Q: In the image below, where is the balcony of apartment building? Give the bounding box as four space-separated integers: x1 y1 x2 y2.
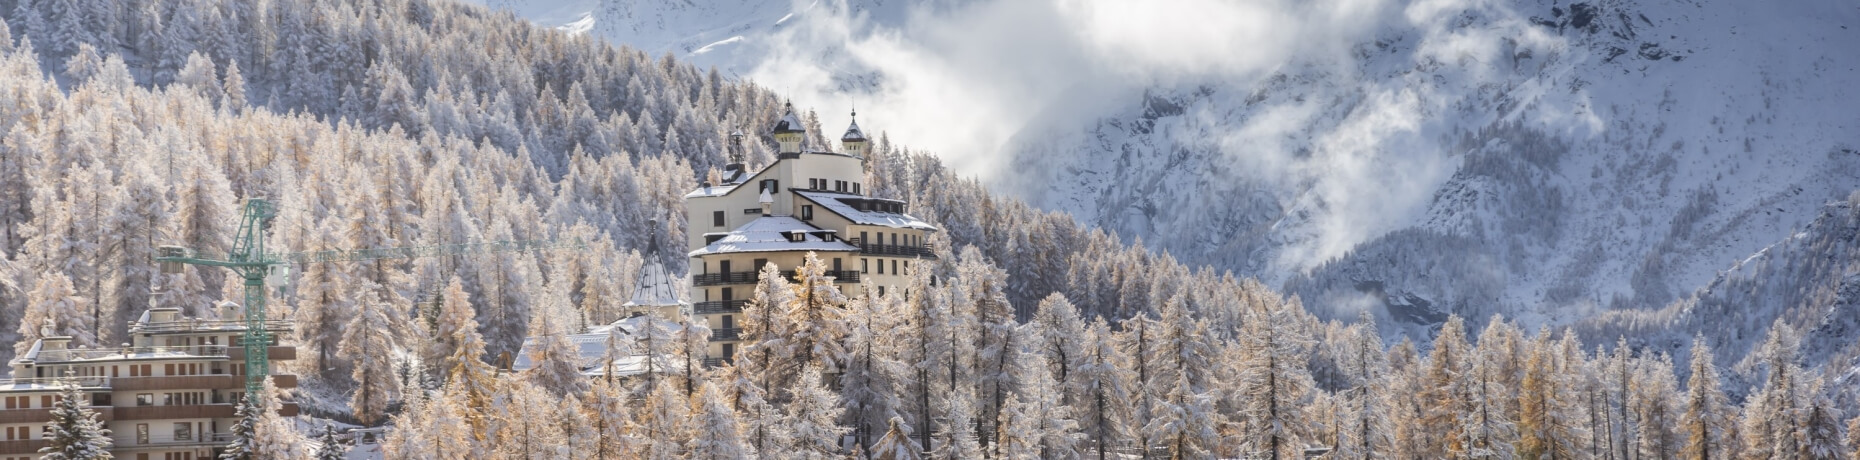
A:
693 270 863 289
847 238 936 258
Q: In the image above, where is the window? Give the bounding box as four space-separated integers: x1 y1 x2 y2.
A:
722 343 736 361
721 288 734 301
719 260 732 275
861 259 868 274
722 315 735 329
713 211 725 227
761 179 779 193
801 205 813 220
853 183 861 195
137 394 153 406
173 423 192 441
878 286 886 297
136 424 149 444
892 260 898 275
809 178 819 189
877 258 884 274
833 258 842 273
860 231 868 244
753 259 767 272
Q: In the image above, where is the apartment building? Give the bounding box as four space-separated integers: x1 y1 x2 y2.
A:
684 104 939 363
0 307 297 460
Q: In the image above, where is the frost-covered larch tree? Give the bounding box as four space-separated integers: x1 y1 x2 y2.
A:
1072 317 1133 460
1417 315 1470 458
489 378 567 458
1742 319 1805 460
1030 293 1087 407
1799 395 1846 460
1517 328 1587 460
16 273 92 357
1459 321 1518 460
871 417 923 460
687 382 752 460
741 259 795 399
788 365 851 459
1681 336 1737 460
635 378 688 460
1630 353 1682 458
525 313 588 396
957 246 1017 448
1234 296 1318 460
1334 311 1392 460
840 283 908 450
585 377 639 459
783 252 852 376
676 314 712 397
426 276 477 379
1008 325 1082 458
40 376 111 460
1144 294 1221 458
342 289 400 425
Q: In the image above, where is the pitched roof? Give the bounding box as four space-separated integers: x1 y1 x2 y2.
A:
794 191 938 231
687 216 859 257
772 102 806 134
622 261 686 308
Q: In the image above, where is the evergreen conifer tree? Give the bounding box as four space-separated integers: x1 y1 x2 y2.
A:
1681 336 1736 460
40 376 111 460
687 382 752 460
313 425 346 460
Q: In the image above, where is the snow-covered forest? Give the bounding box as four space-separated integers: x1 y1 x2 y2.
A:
0 0 1857 458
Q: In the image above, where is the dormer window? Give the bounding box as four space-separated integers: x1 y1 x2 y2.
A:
787 232 806 243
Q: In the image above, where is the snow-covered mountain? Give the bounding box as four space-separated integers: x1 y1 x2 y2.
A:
490 0 1860 336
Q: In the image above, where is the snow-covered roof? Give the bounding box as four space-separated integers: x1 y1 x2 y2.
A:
687 216 859 257
685 182 743 198
772 102 805 134
842 118 867 142
794 191 938 231
511 315 691 376
623 261 687 308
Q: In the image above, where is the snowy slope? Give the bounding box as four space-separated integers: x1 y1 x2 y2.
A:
475 0 1860 338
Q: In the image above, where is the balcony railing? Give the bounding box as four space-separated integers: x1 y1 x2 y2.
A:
696 270 862 286
133 319 292 334
114 403 238 420
28 345 227 363
228 346 298 361
114 431 237 449
0 439 48 455
711 328 741 341
847 238 936 258
694 300 748 314
0 376 111 389
692 271 759 286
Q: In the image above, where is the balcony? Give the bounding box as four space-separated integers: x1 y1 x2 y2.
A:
711 328 741 341
113 431 238 450
114 403 237 420
0 439 48 455
696 270 861 286
26 345 227 363
134 319 292 334
227 346 298 361
848 238 936 258
692 271 759 287
694 300 748 315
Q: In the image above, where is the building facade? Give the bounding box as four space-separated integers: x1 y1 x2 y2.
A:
0 307 297 460
684 104 938 363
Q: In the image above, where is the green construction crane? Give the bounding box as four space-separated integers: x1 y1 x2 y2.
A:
155 198 578 404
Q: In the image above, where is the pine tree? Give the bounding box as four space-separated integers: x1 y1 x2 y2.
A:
220 396 258 460
687 382 752 460
40 375 111 460
313 425 346 460
343 290 400 425
1681 336 1737 460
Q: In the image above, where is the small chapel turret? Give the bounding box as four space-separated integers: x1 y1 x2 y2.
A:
772 102 806 157
841 109 869 157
